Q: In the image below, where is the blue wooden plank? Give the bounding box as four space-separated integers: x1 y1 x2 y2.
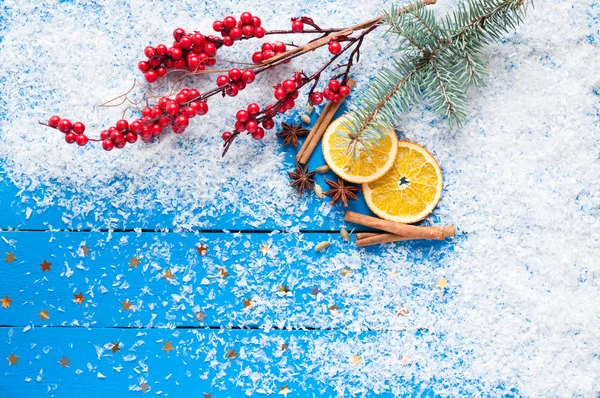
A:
0 231 454 328
0 326 443 397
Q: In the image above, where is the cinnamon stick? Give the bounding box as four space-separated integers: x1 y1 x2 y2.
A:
344 211 453 241
297 78 356 164
355 227 455 247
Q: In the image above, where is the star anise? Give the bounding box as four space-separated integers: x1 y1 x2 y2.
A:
324 177 360 207
288 163 316 194
276 122 309 148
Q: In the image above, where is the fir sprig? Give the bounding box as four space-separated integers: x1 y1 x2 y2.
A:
344 0 530 146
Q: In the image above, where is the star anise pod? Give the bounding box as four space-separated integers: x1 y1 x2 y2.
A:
324 177 360 207
276 122 310 148
288 163 316 194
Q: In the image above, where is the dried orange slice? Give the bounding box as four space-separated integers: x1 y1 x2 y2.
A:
363 141 443 223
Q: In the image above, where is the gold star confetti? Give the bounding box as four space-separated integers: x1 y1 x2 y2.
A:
243 298 253 309
400 355 411 366
328 304 340 312
37 309 50 321
163 269 174 280
340 267 353 277
280 343 289 352
80 245 90 256
397 307 409 317
436 278 448 290
162 341 174 355
39 259 52 272
259 243 270 256
4 252 16 265
58 356 70 368
74 292 86 305
110 342 121 354
195 310 207 322
310 287 321 296
121 300 133 311
129 256 140 268
279 385 292 397
226 348 238 360
350 354 361 365
203 393 213 398
196 243 208 256
140 381 150 393
278 285 290 296
1 295 12 308
218 267 229 279
6 353 19 366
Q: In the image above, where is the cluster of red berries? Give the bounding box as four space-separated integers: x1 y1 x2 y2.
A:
222 102 276 141
213 12 265 46
216 68 256 97
47 116 89 146
272 73 303 112
311 79 351 105
252 42 288 64
138 28 219 82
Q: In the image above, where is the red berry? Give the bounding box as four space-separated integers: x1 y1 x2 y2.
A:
138 61 150 72
283 97 295 110
274 88 287 101
159 116 172 127
151 106 163 118
100 130 110 140
333 93 341 103
225 85 239 97
228 68 242 81
273 41 286 53
176 93 188 104
262 43 274 52
242 25 254 37
223 16 237 30
58 119 72 133
156 44 168 55
141 107 152 117
170 48 183 60
187 55 201 70
323 89 335 100
328 40 342 55
292 20 304 32
102 139 114 151
311 92 324 105
173 28 186 41
339 85 350 97
151 124 163 136
222 131 232 141
116 119 128 131
212 21 223 32
262 118 275 130
148 58 161 68
144 46 156 58
186 89 200 101
254 26 266 38
328 80 341 92
236 81 247 91
241 70 255 84
216 75 229 87
236 110 250 122
166 102 181 116
73 122 86 134
240 12 253 25
65 132 77 144
252 52 263 64
204 43 217 56
252 16 262 27
115 140 126 149
251 127 265 140
230 27 243 40
110 131 124 143
262 50 275 60
247 103 260 115
192 33 205 48
184 107 196 118
125 132 138 143
282 79 297 93
164 59 175 69
197 101 209 115
145 70 158 83
205 58 215 67
48 115 61 128
222 36 234 46
130 120 143 133
156 67 167 77
174 59 186 69
175 115 189 127
76 134 89 146
246 119 258 133
179 36 192 49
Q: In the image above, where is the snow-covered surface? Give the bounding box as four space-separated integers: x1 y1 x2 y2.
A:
1 0 600 396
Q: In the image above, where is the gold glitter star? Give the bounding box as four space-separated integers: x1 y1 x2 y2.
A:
195 311 207 322
279 385 292 397
121 300 133 311
129 256 140 268
1 295 12 308
436 278 448 290
58 356 70 368
203 393 213 398
397 307 409 317
80 245 90 256
140 381 150 393
110 342 121 354
37 309 50 321
4 252 16 265
218 267 229 279
6 353 19 366
328 304 340 312
340 267 353 277
196 243 208 256
74 292 86 305
163 270 174 280
243 298 253 309
39 259 52 272
162 341 174 355
278 285 290 296
350 354 361 365
226 348 238 360
259 243 270 256
280 343 289 352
